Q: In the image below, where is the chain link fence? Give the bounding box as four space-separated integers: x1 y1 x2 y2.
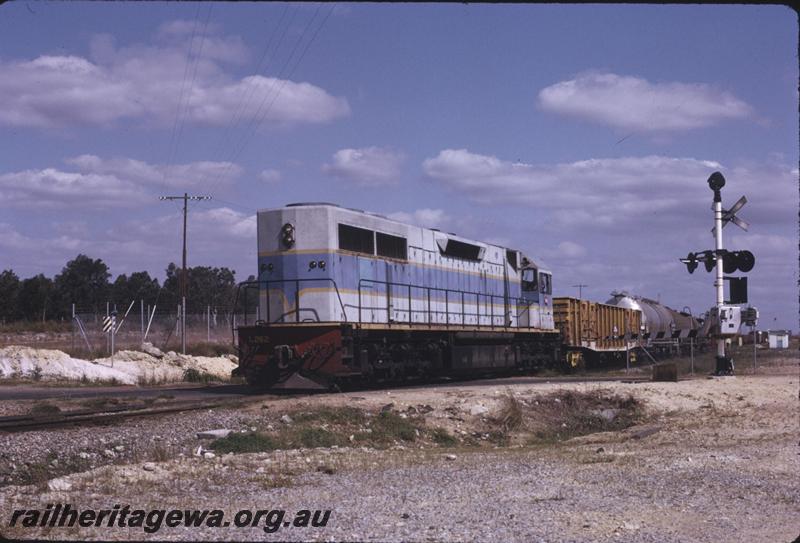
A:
0 301 245 357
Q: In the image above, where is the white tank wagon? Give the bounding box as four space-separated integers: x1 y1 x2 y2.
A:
606 291 700 341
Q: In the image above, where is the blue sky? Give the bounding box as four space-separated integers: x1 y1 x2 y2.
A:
0 3 796 330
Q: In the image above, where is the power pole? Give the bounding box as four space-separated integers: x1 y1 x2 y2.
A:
160 193 212 354
572 284 588 299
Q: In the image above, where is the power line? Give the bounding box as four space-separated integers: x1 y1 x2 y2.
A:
210 3 334 189
222 4 293 151
171 3 214 168
204 5 298 193
161 4 203 190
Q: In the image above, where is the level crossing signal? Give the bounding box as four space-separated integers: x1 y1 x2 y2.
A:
681 250 754 274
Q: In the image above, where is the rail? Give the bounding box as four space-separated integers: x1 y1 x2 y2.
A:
0 398 254 433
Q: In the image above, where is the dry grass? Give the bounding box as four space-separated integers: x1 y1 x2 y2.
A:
492 393 524 433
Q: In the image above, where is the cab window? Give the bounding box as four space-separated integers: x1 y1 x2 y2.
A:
522 269 538 292
539 272 552 295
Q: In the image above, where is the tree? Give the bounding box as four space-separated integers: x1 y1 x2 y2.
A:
17 274 53 321
0 269 21 322
53 255 110 316
163 263 238 313
111 271 160 308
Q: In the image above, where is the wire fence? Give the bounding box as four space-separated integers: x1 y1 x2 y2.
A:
0 301 244 356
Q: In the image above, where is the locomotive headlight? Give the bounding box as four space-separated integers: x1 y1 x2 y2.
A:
309 261 317 269
318 260 326 270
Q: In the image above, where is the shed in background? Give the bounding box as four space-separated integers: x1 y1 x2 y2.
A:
767 330 790 349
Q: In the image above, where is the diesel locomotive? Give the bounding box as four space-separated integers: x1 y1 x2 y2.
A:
233 202 562 389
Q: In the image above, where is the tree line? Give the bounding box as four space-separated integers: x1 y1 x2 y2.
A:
0 254 256 323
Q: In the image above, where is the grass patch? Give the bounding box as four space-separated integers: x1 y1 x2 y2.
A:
528 390 644 442
430 427 458 446
492 394 524 432
478 389 645 446
355 411 417 445
211 432 280 453
291 427 342 448
293 406 366 425
211 406 426 456
137 372 168 387
182 368 218 383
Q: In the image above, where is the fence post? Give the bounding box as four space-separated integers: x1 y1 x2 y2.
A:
71 303 76 352
106 302 110 354
207 305 211 342
140 299 144 342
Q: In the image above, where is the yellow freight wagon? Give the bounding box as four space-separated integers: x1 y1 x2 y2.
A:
553 297 642 369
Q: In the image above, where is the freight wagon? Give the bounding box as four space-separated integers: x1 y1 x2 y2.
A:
553 297 642 369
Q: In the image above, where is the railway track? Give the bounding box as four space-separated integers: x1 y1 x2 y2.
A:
0 374 656 433
0 397 258 433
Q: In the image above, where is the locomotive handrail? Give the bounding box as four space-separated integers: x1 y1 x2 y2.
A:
357 278 538 330
232 278 348 329
230 275 542 346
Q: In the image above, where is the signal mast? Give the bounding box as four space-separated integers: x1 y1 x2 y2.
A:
680 172 757 375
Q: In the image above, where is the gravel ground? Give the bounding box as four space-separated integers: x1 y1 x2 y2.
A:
0 359 797 542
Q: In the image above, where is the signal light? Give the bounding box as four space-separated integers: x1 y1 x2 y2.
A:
683 252 698 273
724 250 755 273
702 250 715 272
723 252 737 274
736 250 755 272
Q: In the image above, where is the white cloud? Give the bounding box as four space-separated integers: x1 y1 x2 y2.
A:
0 156 241 208
259 169 282 183
422 149 794 228
538 72 753 132
0 23 349 129
554 241 587 259
322 147 405 185
387 208 450 229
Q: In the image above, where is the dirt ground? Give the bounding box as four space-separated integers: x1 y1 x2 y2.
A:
0 354 797 542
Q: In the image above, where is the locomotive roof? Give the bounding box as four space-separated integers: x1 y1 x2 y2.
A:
260 202 549 271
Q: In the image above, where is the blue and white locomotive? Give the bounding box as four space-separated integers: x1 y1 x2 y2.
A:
235 203 561 388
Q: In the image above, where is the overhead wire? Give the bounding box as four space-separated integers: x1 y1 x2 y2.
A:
171 3 214 174
220 4 293 154
161 4 203 191
208 3 333 190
